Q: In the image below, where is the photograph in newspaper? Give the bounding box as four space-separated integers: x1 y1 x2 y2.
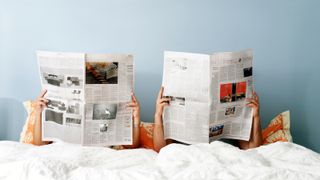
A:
209 124 224 137
225 106 236 116
92 103 118 120
163 96 186 106
220 81 246 103
99 123 109 132
47 98 67 112
42 73 64 87
41 72 84 88
243 67 252 77
66 101 81 115
85 62 118 84
45 109 64 125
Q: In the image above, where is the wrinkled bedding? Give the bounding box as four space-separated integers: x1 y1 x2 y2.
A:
0 141 319 180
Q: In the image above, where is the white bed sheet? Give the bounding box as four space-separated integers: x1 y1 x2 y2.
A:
0 141 319 180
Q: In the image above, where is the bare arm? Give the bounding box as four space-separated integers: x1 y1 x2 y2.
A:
33 90 50 146
238 91 263 149
153 114 166 152
123 93 140 149
153 87 171 152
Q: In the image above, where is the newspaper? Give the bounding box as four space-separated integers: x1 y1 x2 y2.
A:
162 49 253 144
37 51 133 146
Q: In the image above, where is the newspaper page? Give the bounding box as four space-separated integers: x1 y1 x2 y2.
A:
209 49 253 142
162 51 211 144
83 54 134 146
37 51 85 144
162 49 253 144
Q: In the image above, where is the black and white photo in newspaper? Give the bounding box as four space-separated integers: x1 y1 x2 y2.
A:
37 51 86 144
83 54 133 146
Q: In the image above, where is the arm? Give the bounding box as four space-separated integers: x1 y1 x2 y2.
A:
33 90 50 146
123 93 140 149
153 87 171 152
153 114 166 152
238 91 263 149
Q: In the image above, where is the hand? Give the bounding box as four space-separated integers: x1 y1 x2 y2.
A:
34 89 48 114
127 93 140 126
246 91 260 118
155 87 171 118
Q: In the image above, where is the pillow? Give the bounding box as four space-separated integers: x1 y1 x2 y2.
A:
139 122 154 149
262 110 292 145
20 101 37 144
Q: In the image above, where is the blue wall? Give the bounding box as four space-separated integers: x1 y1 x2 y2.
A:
1 0 319 152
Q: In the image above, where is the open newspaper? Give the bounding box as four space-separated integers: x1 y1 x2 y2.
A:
37 51 133 146
162 49 253 144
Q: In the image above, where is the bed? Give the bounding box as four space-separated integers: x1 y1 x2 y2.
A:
0 140 319 180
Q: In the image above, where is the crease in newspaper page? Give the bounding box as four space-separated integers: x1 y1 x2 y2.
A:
209 49 253 142
162 51 211 144
83 54 134 146
37 51 85 144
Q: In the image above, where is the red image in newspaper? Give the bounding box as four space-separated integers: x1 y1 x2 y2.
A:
220 81 246 103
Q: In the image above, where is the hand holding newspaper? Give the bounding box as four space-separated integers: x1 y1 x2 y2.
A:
162 49 254 144
37 51 134 146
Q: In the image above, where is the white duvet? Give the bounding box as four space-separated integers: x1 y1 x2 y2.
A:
0 141 319 180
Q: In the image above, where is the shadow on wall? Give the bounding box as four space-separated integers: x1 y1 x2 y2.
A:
0 98 27 141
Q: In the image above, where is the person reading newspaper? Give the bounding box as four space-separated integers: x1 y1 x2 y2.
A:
153 87 262 152
31 89 141 148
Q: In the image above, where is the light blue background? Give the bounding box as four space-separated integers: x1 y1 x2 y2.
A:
0 0 319 152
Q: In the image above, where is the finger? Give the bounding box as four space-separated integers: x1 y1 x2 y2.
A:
37 102 47 107
252 90 257 96
246 101 258 108
247 97 258 103
127 102 136 106
246 103 257 108
246 103 258 110
127 103 138 108
38 89 47 98
159 98 171 103
254 92 259 101
38 98 49 103
246 98 258 104
131 93 138 102
157 86 164 100
246 100 258 107
252 91 259 100
160 102 169 107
